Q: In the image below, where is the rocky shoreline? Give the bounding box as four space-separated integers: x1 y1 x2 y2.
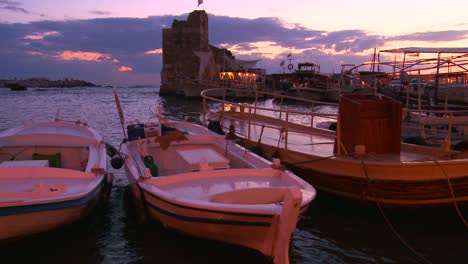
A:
0 78 99 88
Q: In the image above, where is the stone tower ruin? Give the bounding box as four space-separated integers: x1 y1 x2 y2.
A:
160 10 237 96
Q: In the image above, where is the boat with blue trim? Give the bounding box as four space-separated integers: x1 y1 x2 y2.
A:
120 116 316 264
0 120 113 242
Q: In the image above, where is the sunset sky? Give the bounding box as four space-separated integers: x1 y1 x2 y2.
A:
1 0 468 85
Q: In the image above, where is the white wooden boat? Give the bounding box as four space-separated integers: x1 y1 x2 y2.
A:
121 119 316 264
0 120 113 242
201 88 468 208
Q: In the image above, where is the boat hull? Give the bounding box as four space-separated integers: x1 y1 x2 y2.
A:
141 189 279 259
121 120 315 263
289 87 327 102
241 139 468 208
0 178 111 242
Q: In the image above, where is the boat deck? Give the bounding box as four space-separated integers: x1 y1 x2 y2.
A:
222 115 445 163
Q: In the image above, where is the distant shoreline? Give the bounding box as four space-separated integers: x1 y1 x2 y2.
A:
0 78 100 88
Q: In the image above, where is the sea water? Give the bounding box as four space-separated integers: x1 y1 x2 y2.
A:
0 86 466 264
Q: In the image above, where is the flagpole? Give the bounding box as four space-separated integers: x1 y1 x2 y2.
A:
114 90 128 140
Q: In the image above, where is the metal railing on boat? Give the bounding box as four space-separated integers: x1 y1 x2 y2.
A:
201 88 468 156
200 87 344 156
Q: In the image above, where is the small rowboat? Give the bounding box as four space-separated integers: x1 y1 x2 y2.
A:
0 120 113 242
121 119 316 264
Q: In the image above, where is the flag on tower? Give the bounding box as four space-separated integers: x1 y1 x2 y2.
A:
287 52 291 59
198 0 203 6
280 60 285 66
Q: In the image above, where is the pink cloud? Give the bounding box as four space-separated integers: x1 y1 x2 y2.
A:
118 66 133 72
145 49 162 55
24 31 60 40
57 50 112 62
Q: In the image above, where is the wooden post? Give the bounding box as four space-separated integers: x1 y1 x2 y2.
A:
254 91 258 113
337 114 341 156
406 80 410 110
402 52 407 103
284 111 289 150
445 91 448 112
445 112 453 159
279 96 284 120
248 105 252 141
202 96 206 126
310 102 314 127
448 112 453 144
220 89 226 127
435 52 441 105
418 70 421 111
254 91 258 115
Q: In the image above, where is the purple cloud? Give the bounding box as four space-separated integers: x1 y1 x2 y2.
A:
0 0 29 14
388 30 468 42
91 10 112 16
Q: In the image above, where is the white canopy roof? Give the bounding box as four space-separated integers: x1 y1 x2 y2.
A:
380 47 468 54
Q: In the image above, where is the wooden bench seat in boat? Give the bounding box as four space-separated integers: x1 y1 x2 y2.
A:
210 187 289 204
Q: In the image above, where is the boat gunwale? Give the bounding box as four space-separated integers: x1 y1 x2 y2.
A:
0 179 106 214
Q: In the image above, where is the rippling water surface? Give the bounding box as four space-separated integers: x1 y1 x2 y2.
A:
1 87 466 264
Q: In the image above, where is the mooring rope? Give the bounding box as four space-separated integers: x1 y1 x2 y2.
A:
225 121 340 162
432 160 468 227
360 159 433 264
1 148 28 161
0 152 15 160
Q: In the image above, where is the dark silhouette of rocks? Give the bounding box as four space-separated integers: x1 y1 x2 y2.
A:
0 78 99 88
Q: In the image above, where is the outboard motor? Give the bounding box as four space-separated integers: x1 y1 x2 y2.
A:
105 142 124 169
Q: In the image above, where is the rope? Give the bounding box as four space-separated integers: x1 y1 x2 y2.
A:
257 124 265 143
0 152 14 160
117 141 128 160
3 148 29 161
269 127 284 159
360 159 433 264
432 160 468 227
225 120 339 165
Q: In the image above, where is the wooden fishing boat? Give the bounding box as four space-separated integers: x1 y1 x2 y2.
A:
268 62 334 101
0 120 113 242
120 118 316 264
201 88 468 208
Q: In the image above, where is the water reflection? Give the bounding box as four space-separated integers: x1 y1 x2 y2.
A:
0 86 466 264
